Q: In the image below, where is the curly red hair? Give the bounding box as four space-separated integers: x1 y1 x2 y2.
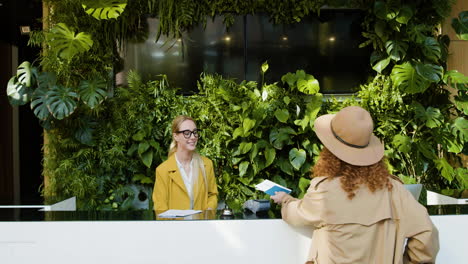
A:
312 148 393 199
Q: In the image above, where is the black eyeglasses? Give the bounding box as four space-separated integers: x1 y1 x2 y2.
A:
176 129 201 139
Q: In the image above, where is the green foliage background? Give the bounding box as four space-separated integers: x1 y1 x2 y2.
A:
6 0 467 209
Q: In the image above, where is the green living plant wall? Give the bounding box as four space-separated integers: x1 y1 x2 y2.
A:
5 0 468 209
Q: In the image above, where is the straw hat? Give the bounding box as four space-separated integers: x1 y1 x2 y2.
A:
314 106 384 166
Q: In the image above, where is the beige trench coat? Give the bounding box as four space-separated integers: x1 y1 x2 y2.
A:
281 176 439 264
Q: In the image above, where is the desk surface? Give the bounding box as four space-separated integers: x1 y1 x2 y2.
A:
0 208 272 221
0 204 466 222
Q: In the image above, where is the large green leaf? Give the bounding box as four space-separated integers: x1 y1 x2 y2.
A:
249 143 259 161
17 61 34 87
47 23 93 60
306 94 323 121
36 72 57 89
374 1 399 20
392 134 412 153
395 5 413 24
454 93 468 115
6 76 31 106
30 86 51 120
373 57 391 73
138 142 150 155
455 168 468 189
140 149 153 168
415 141 437 160
391 62 430 94
443 70 468 91
78 77 108 108
385 40 408 61
289 148 306 171
274 108 289 123
414 62 443 83
281 72 297 88
239 142 253 154
46 85 78 120
82 0 127 20
297 78 319 94
414 103 443 128
264 147 276 167
451 117 468 143
277 157 294 176
239 161 249 177
242 118 256 134
434 158 454 182
451 11 468 40
269 127 295 150
232 127 244 139
437 132 463 154
421 37 441 62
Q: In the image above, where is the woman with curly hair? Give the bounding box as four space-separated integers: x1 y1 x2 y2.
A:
271 106 439 264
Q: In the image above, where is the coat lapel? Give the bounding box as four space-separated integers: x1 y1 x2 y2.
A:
193 160 206 205
166 155 189 196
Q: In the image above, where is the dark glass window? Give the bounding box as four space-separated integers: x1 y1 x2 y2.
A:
121 10 372 94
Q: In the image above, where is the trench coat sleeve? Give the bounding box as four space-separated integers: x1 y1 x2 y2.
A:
153 167 169 211
401 188 439 263
205 158 218 210
281 186 324 227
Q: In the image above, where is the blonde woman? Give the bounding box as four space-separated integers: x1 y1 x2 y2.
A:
152 115 218 211
271 106 439 264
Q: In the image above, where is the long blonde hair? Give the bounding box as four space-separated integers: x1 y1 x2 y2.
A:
169 115 207 189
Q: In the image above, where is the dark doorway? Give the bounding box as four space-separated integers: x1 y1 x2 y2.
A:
0 0 43 205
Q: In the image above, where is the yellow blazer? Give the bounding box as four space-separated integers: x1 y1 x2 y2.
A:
152 154 218 211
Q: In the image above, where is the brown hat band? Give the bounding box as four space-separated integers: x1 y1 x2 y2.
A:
330 123 369 149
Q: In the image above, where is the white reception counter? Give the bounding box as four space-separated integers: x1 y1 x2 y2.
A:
0 214 467 264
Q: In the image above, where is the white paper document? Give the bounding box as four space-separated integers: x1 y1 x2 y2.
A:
158 209 202 218
255 180 292 196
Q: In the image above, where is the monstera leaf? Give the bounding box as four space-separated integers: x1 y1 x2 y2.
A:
451 11 468 40
78 77 108 108
46 85 78 120
415 62 443 83
421 37 441 62
444 70 468 91
30 86 51 120
36 72 57 89
451 117 468 143
434 158 455 182
17 61 35 87
385 40 408 62
6 61 37 106
392 134 412 153
82 0 127 20
47 23 93 60
391 62 430 94
6 76 32 106
297 78 320 94
413 103 443 129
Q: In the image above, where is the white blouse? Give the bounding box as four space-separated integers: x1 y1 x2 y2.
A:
175 156 194 209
